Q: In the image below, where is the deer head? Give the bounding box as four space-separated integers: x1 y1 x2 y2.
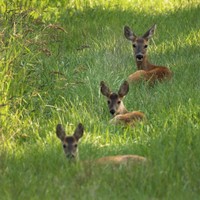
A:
124 24 156 64
56 123 84 160
100 81 129 116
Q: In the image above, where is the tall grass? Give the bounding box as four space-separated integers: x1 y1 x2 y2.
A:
0 0 200 199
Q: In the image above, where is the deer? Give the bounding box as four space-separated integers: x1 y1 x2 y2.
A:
56 123 147 165
100 80 145 126
124 24 172 85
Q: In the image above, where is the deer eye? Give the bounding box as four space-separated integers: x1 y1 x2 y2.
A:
117 100 121 104
107 100 111 104
144 45 148 48
74 144 78 148
63 144 67 148
133 44 136 48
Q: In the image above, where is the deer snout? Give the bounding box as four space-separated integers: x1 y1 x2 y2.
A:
136 54 143 61
110 109 115 115
66 153 75 159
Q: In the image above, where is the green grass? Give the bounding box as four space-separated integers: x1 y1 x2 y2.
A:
0 0 200 199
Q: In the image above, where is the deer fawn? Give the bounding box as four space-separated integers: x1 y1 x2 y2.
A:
100 80 145 126
56 123 147 165
56 123 84 159
124 24 172 85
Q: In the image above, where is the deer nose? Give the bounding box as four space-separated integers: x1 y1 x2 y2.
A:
110 109 115 115
136 54 143 60
66 154 75 159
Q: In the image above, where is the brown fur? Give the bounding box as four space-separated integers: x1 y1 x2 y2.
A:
124 25 172 85
100 81 145 126
56 123 147 166
110 111 145 125
128 67 172 85
96 155 147 165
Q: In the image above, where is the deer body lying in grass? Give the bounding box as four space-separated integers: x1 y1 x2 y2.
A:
124 24 172 85
56 123 147 165
100 80 145 126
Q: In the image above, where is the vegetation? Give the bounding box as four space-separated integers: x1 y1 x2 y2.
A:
0 0 200 199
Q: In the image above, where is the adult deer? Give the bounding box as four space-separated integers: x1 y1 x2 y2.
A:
100 80 145 126
124 24 172 85
56 123 147 165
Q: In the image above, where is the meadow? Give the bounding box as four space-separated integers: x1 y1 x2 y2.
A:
0 0 200 199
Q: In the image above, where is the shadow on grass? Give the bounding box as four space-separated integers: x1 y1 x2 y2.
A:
59 4 200 45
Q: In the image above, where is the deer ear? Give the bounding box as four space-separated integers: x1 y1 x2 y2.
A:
124 26 137 41
142 24 156 40
100 81 111 98
56 124 66 141
118 81 129 98
73 123 84 141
